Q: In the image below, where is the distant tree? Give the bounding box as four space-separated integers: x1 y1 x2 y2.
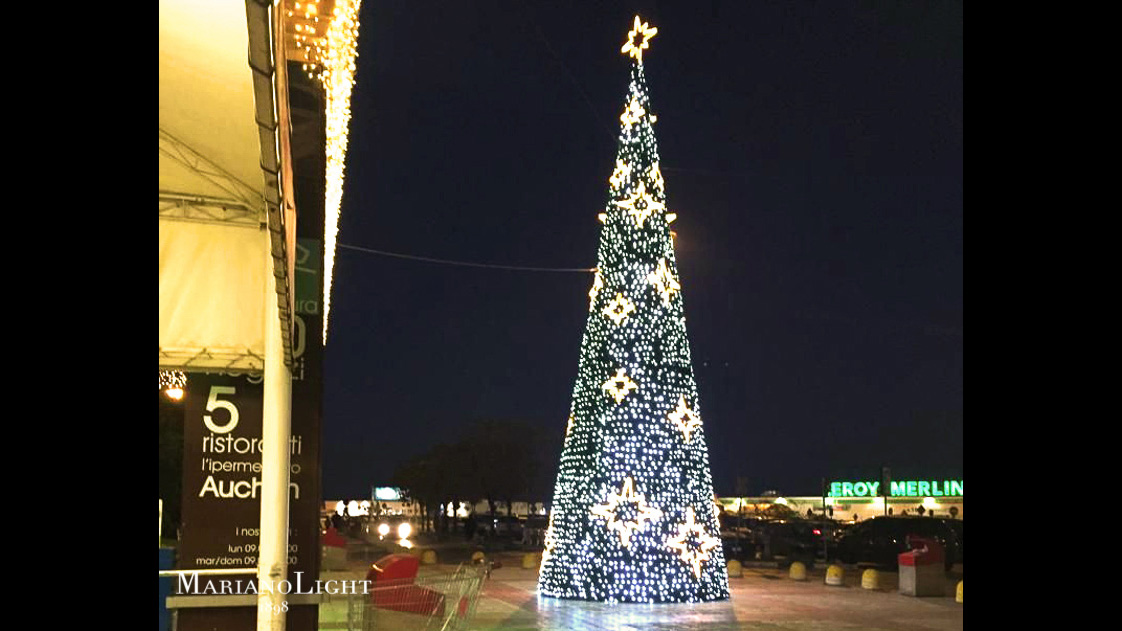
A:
461 420 533 520
392 450 443 533
763 503 796 520
394 418 560 534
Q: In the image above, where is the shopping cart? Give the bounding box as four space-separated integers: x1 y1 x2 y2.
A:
347 561 489 631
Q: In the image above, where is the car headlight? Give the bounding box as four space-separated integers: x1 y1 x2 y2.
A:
377 523 390 537
398 522 412 539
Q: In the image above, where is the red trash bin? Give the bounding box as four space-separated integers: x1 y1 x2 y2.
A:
897 535 945 597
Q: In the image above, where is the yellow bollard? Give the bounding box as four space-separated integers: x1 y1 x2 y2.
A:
471 550 486 563
421 549 437 565
861 568 878 590
522 553 539 569
825 564 844 586
789 561 807 581
727 559 743 578
956 580 963 603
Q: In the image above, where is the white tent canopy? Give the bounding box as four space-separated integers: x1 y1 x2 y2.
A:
159 0 294 373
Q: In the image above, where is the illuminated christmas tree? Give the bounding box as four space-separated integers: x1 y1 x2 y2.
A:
538 17 730 603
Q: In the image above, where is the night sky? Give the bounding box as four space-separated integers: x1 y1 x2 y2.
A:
320 1 962 500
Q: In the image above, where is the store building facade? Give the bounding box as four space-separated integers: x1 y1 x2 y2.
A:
718 477 963 522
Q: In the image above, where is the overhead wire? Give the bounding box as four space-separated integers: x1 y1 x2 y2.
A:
334 11 720 277
338 243 595 273
515 3 618 143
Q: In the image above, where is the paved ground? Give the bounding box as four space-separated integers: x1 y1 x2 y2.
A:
473 553 961 631
317 544 963 631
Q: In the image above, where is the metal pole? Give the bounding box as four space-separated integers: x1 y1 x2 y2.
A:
882 466 890 516
820 477 827 560
258 235 293 631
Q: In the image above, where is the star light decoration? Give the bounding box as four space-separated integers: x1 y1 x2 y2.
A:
620 95 646 131
647 258 681 306
602 368 638 404
540 512 557 570
666 506 722 579
621 15 658 63
648 162 664 193
609 159 632 189
602 293 636 326
667 394 703 442
590 477 664 548
588 270 604 310
617 180 665 229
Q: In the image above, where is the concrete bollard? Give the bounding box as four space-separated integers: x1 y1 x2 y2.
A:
471 550 486 563
956 580 963 603
825 564 844 586
789 561 807 581
861 568 879 590
727 559 743 578
522 553 539 569
421 549 437 565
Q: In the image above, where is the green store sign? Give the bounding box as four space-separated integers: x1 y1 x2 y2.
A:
828 480 963 498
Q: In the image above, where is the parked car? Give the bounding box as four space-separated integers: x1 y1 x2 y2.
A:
946 518 962 562
490 515 524 539
719 513 763 538
719 515 765 561
757 520 827 561
834 516 959 571
721 531 748 562
807 519 844 542
524 515 548 531
721 517 841 562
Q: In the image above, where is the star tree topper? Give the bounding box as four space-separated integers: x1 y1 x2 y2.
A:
621 16 658 63
666 506 722 579
590 476 664 548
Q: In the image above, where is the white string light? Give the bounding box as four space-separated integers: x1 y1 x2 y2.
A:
538 16 728 604
320 0 362 345
159 370 187 400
